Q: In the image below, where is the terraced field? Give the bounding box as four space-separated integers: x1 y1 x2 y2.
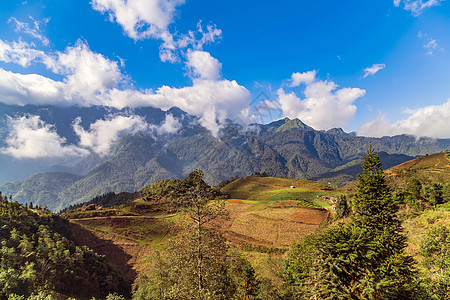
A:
66 175 336 282
385 151 450 184
218 175 333 249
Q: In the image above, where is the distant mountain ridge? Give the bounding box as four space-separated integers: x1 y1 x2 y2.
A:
1 104 450 211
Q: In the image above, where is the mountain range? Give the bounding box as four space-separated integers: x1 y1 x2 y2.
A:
1 103 450 211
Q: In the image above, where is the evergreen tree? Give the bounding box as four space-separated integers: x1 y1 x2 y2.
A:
335 195 351 219
301 147 417 299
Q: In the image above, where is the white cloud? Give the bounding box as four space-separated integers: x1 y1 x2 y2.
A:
151 114 182 135
0 68 64 105
73 114 149 156
181 22 222 51
417 31 443 55
0 40 249 137
394 0 445 16
290 70 317 87
358 99 450 138
424 39 439 55
91 0 184 40
186 50 221 80
91 0 184 62
0 39 124 106
0 115 88 159
103 78 251 136
363 63 386 78
91 0 221 62
0 39 46 67
44 40 124 102
276 72 366 130
8 17 50 46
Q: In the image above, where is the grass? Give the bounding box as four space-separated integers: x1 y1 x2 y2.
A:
222 175 331 202
73 216 175 246
402 208 450 268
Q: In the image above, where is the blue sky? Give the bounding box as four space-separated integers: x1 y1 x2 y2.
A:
0 0 450 141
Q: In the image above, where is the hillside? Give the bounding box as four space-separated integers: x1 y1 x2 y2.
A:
385 151 450 185
58 174 338 287
4 152 450 298
0 197 130 298
2 110 450 210
218 175 333 249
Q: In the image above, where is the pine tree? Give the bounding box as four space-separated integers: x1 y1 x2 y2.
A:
304 147 417 299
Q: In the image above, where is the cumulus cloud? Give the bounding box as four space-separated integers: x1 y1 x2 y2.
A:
0 68 64 105
0 38 250 136
44 40 124 102
91 0 184 40
151 113 182 135
290 70 317 87
91 0 221 62
0 39 124 106
0 115 88 159
8 17 50 46
394 0 445 16
358 99 450 138
73 114 149 156
363 63 386 78
276 71 366 130
186 50 221 80
103 78 251 136
0 39 46 67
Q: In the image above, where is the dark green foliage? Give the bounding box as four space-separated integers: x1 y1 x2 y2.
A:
335 195 351 219
353 148 399 231
0 195 130 298
60 191 135 213
227 251 260 299
283 236 314 287
407 177 422 200
287 147 417 299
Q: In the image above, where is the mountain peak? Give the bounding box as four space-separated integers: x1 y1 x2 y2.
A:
275 118 312 132
325 128 349 136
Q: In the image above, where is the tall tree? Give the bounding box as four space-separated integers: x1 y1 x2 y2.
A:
302 147 417 299
135 170 234 300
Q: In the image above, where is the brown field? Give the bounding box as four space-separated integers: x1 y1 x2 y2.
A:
291 207 329 224
214 201 329 249
227 199 244 204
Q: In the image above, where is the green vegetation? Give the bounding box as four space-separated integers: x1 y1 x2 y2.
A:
0 192 130 299
282 148 450 299
221 175 330 202
4 147 450 299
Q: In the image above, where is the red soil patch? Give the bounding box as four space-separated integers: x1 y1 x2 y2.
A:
291 207 328 225
227 199 244 204
271 200 298 207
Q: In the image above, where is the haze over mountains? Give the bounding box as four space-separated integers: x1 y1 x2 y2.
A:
1 103 449 211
